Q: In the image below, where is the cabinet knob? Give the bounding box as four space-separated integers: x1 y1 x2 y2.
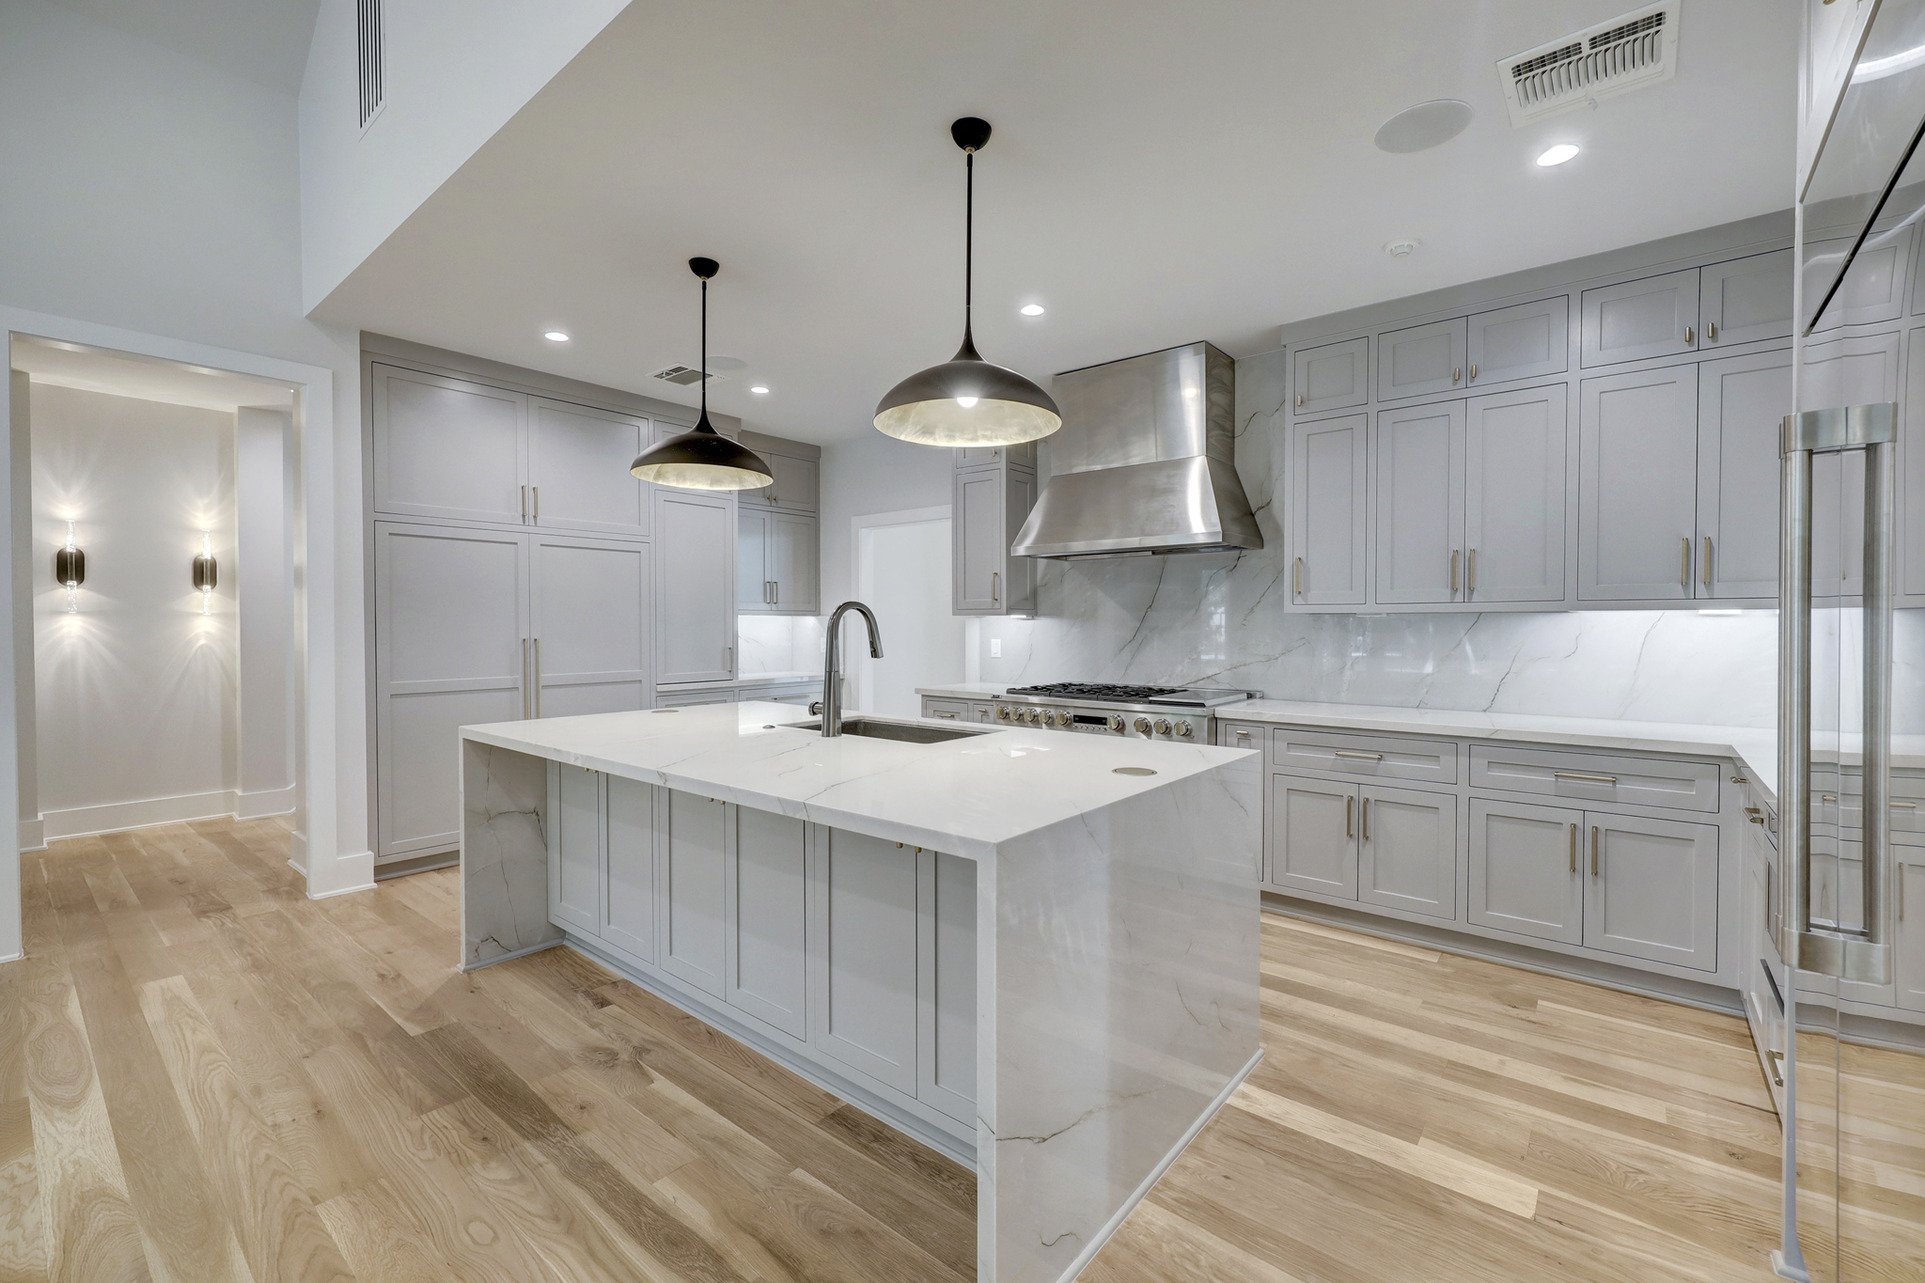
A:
1295 392 1304 408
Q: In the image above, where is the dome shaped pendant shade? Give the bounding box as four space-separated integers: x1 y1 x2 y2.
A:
630 257 774 491
874 118 1061 448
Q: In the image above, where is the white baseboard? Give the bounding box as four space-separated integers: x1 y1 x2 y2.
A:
233 785 297 820
0 952 22 966
18 817 45 853
305 846 376 900
42 789 238 841
306 878 376 901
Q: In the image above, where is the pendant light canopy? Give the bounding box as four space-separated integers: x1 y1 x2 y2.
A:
874 118 1062 448
630 258 774 491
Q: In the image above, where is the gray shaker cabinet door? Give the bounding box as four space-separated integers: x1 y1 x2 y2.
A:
601 777 657 964
1580 268 1700 367
1377 318 1468 402
1357 784 1458 920
1292 336 1369 414
546 763 603 938
1694 350 1793 600
1582 812 1719 972
1577 364 1700 602
658 789 729 997
1269 774 1358 898
527 396 649 536
1463 384 1568 605
1466 297 1568 387
371 364 526 525
810 828 919 1094
530 534 652 717
653 489 736 684
1372 400 1464 606
1468 798 1584 946
1699 250 1794 348
1288 414 1368 607
725 805 809 1038
917 850 978 1124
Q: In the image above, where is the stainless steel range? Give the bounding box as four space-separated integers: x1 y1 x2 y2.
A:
992 682 1256 741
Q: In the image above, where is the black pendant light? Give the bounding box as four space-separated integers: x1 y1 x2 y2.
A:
630 257 774 491
874 118 1061 448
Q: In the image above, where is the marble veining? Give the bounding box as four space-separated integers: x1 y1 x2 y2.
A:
459 739 561 968
974 347 1925 734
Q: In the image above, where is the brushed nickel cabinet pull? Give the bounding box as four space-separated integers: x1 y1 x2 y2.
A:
991 571 1001 604
1706 321 1719 342
1702 536 1713 588
1452 367 1463 384
1767 1049 1785 1087
1361 798 1371 841
1680 536 1691 589
520 485 529 522
1469 363 1479 382
1900 871 1906 921
1294 556 1304 597
1467 548 1477 595
1554 769 1619 785
520 638 530 717
1450 549 1460 594
1345 795 1354 839
1334 749 1385 762
532 485 540 522
1569 823 1578 874
1892 800 1917 810
1590 825 1601 878
1295 392 1304 409
532 638 542 717
1684 325 1695 346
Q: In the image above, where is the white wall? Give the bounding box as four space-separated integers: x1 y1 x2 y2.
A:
0 4 372 929
235 408 295 817
819 432 955 608
31 385 237 836
298 0 632 309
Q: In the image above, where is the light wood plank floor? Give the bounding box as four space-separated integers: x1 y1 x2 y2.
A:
2 819 1919 1281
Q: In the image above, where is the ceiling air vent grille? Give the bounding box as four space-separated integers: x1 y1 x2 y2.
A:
1498 1 1680 127
651 365 713 386
357 0 385 130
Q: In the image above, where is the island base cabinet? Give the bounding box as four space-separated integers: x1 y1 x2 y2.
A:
1469 799 1584 945
1270 775 1359 898
601 778 656 963
658 790 729 997
918 850 978 1125
547 764 604 938
810 830 920 1095
1357 786 1458 920
726 806 809 1038
1584 814 1719 972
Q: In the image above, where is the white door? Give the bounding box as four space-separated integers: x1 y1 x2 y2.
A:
1468 799 1584 945
1582 813 1720 971
653 490 736 684
737 508 771 611
371 365 527 525
373 522 528 860
1463 384 1568 604
1580 269 1700 367
1372 401 1464 605
856 514 963 718
601 777 656 964
1377 317 1468 401
1578 365 1700 601
1357 785 1457 920
1696 350 1794 599
1465 297 1568 388
658 789 728 996
725 805 809 1038
1289 414 1368 606
527 397 649 536
811 827 920 1094
1699 250 1794 348
530 534 651 718
1269 775 1357 898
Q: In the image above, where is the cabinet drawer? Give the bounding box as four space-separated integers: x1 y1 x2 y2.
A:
1817 768 1925 838
1271 728 1458 785
921 698 970 721
1470 745 1720 813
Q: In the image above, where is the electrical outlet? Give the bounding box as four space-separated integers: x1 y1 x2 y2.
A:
989 638 1002 658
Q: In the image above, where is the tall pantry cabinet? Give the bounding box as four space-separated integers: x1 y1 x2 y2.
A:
366 354 722 868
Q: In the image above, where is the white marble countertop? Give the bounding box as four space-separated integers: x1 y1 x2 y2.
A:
462 702 1254 859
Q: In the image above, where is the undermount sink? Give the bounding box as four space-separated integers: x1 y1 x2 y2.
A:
794 718 985 744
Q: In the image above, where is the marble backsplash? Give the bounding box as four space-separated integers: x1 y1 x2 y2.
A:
737 614 825 676
975 348 1925 733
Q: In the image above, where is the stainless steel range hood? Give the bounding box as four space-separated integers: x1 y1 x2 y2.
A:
1011 342 1263 558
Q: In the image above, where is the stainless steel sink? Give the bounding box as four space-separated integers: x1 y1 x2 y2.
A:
793 718 984 744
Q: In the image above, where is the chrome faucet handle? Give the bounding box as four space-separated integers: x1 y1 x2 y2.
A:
808 700 823 716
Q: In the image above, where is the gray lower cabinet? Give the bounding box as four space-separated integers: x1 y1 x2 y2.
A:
547 763 604 937
1357 785 1457 920
1469 798 1584 945
1584 812 1719 971
1898 852 1925 1013
601 777 656 962
726 805 809 1038
918 850 978 1124
658 789 729 996
1269 774 1357 898
811 828 920 1094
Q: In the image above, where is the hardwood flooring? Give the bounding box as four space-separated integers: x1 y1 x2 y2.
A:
1 818 1919 1281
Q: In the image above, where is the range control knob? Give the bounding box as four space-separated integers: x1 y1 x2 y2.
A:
996 705 1012 722
1133 716 1152 735
1175 721 1194 738
1026 708 1042 724
1153 719 1173 736
1106 714 1124 733
1042 710 1057 727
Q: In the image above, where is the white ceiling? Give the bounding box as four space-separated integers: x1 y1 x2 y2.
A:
11 336 297 412
48 0 323 89
314 0 1798 444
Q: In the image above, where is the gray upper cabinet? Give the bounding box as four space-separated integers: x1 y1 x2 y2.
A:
1582 813 1719 972
1289 414 1368 606
1806 331 1899 596
1695 350 1793 599
739 508 820 616
1372 401 1463 606
1356 785 1457 920
1808 234 1909 332
956 441 1037 469
725 806 809 1039
1905 326 1925 606
1580 268 1700 367
736 507 771 613
953 463 1035 616
1466 297 1568 387
1463 385 1568 605
742 448 820 514
654 490 736 684
1469 798 1584 946
1577 364 1700 601
1292 336 1369 414
1700 250 1794 348
372 364 527 525
1377 318 1468 401
527 398 649 536
529 534 652 717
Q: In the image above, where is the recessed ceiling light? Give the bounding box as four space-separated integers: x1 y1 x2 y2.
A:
750 385 770 395
1535 143 1580 167
1020 303 1046 317
543 330 571 342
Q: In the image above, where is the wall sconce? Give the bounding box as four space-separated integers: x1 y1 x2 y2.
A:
192 531 218 615
54 521 84 614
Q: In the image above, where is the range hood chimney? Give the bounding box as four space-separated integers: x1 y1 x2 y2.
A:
1011 342 1262 558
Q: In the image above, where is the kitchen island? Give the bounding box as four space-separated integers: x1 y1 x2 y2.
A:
457 701 1262 1283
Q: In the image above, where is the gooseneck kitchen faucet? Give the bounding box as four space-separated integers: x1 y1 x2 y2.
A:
820 601 883 737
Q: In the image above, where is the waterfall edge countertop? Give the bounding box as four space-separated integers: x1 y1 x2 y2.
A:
461 700 1255 860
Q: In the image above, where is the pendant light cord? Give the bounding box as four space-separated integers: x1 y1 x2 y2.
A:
960 147 977 355
698 276 710 429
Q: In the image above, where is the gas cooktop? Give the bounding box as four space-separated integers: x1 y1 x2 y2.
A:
1003 682 1255 709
